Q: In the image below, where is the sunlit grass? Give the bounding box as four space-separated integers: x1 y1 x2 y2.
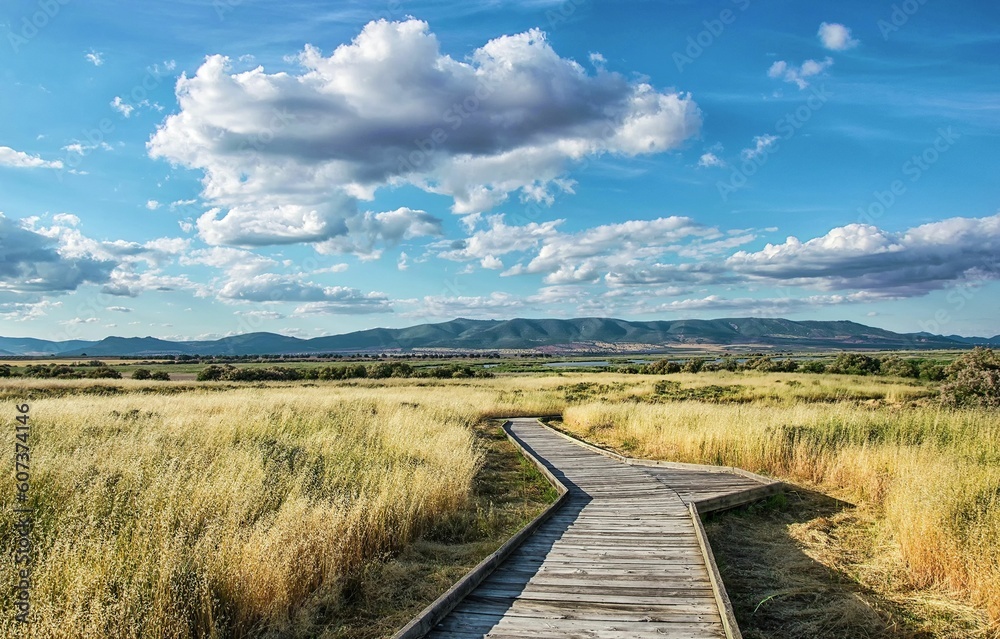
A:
1 370 996 635
0 385 487 637
560 379 1000 625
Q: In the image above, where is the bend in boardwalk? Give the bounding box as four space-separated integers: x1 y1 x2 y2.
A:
424 417 729 639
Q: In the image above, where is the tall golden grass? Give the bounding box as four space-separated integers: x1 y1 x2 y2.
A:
0 384 496 637
561 375 1000 624
3 371 997 634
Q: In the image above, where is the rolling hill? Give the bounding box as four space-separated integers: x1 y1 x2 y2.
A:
0 317 986 357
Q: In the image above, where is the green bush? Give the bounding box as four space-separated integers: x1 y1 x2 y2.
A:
940 347 1000 408
879 356 920 378
744 356 799 373
826 353 882 376
131 368 152 380
84 367 122 379
642 360 681 374
682 358 705 374
799 360 827 373
918 360 946 382
197 365 230 381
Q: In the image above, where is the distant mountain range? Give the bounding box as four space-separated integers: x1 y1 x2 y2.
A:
1 317 996 357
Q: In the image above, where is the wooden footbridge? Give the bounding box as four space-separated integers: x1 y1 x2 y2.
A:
394 418 783 639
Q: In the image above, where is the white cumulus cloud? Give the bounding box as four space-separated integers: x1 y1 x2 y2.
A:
148 19 700 255
727 213 1000 295
698 152 725 168
818 22 859 51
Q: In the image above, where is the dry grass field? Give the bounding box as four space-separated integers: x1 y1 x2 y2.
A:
556 371 1000 636
0 378 560 638
1 370 997 637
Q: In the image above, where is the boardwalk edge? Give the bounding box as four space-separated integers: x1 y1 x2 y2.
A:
390 419 569 639
541 418 784 509
690 501 744 639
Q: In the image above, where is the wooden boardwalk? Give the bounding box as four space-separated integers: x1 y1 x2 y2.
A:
416 418 777 639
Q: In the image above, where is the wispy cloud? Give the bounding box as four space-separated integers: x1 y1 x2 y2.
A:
110 96 134 117
768 57 833 89
0 146 63 169
740 135 777 161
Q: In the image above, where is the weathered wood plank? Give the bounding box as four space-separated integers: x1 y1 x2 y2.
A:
413 417 779 639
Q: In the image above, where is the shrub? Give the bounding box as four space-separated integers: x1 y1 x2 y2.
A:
131 368 152 380
368 362 395 379
918 360 946 382
940 347 1000 408
642 360 681 374
743 356 798 373
682 358 705 374
223 367 302 382
826 353 882 376
150 371 171 381
346 364 368 379
799 360 827 374
880 356 920 378
718 357 740 372
390 362 414 377
197 365 231 381
84 367 122 379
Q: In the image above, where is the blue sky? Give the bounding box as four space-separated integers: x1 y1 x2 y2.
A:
1 0 998 341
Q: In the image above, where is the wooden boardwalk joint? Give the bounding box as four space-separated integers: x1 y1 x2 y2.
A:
396 418 783 639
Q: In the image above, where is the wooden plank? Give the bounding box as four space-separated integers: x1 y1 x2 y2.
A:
449 600 721 623
410 417 778 639
435 613 725 636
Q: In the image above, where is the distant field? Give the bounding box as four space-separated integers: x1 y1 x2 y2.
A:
0 368 996 637
0 348 966 379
